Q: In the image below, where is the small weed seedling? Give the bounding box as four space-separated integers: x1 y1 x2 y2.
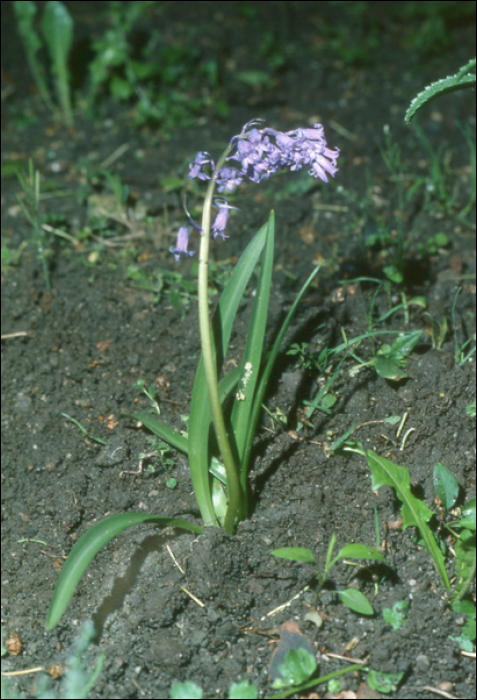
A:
137 437 177 488
133 378 161 415
61 413 107 446
383 600 409 631
271 532 387 615
16 159 51 290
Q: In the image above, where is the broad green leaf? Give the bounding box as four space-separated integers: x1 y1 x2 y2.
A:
339 589 374 615
272 648 317 689
170 681 203 699
335 543 387 563
433 463 459 513
188 221 268 526
374 356 407 380
366 450 450 589
271 547 316 564
378 331 422 362
45 513 203 629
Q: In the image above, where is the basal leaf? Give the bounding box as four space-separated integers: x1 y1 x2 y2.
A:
231 211 274 470
46 513 202 629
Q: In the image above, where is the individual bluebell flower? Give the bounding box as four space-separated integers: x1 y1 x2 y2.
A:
170 226 196 261
212 199 240 240
215 167 244 193
188 151 214 180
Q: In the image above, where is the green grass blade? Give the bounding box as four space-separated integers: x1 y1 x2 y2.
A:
188 221 269 525
231 211 274 467
45 513 203 630
366 450 450 589
129 412 189 454
241 264 322 487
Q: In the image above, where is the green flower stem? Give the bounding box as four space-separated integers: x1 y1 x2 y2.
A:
197 145 244 533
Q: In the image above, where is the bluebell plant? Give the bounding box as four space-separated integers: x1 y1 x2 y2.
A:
45 119 339 629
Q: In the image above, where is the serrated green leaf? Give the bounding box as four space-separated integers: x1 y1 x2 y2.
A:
366 450 450 589
339 589 374 615
405 68 476 123
228 679 258 699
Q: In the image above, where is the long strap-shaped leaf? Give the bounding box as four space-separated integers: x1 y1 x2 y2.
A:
240 264 321 491
188 218 270 525
45 513 203 629
231 211 274 469
366 450 450 589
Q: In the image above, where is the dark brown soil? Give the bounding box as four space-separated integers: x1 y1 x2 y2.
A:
1 2 475 699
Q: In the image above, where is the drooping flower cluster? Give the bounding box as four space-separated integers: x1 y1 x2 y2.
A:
170 119 339 261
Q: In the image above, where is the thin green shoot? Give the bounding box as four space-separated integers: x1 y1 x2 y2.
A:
16 159 51 290
61 413 107 445
424 312 448 350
